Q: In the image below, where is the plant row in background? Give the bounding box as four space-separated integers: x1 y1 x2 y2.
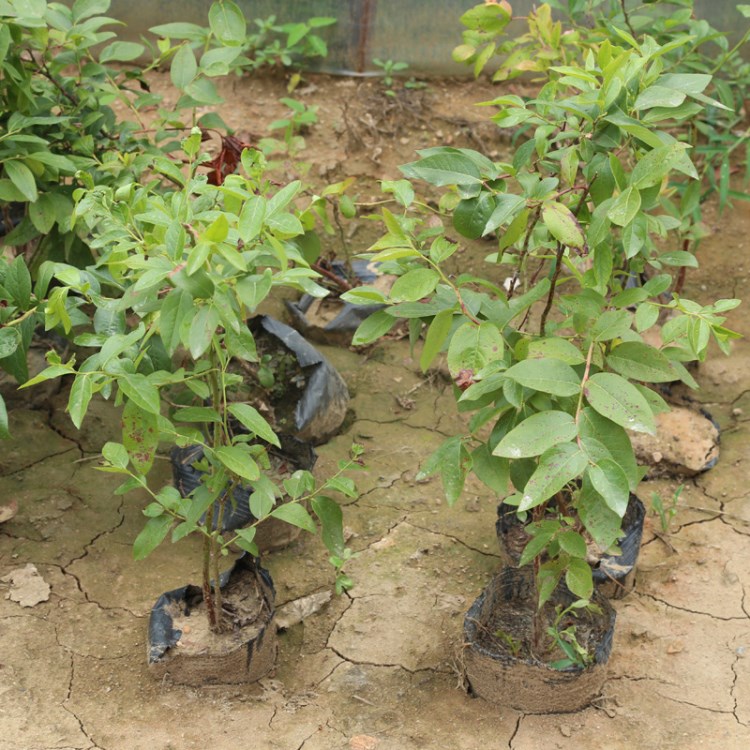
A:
0 0 359 666
343 0 744 694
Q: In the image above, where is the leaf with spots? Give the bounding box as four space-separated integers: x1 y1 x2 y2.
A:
584 372 656 434
447 321 504 377
122 400 159 475
518 443 588 512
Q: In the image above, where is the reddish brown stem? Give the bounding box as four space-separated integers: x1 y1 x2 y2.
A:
311 262 353 292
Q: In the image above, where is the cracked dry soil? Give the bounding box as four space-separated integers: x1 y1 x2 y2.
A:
2 73 750 750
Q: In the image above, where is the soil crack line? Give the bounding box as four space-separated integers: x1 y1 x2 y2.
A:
404 520 501 559
326 644 437 675
637 591 746 621
508 714 523 749
730 648 749 726
659 692 735 718
2 445 79 477
56 632 107 750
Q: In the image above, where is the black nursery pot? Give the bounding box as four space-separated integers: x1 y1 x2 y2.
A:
171 435 316 552
251 315 350 445
147 554 277 686
463 566 616 713
496 494 646 599
285 260 392 347
591 495 646 599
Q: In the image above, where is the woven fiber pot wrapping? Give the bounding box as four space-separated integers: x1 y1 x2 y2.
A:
147 554 276 686
463 566 616 713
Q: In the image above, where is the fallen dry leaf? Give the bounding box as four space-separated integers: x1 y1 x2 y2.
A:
349 736 378 750
275 591 332 630
0 500 18 524
1 564 51 607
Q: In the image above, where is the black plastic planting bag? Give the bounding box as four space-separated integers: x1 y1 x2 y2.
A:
285 260 393 346
147 554 277 686
170 435 317 532
251 316 349 444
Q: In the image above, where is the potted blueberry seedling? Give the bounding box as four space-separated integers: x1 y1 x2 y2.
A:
23 130 359 684
344 3 740 711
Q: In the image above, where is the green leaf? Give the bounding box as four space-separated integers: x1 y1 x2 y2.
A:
352 309 397 346
578 407 639 490
526 338 585 365
119 374 161 415
208 0 247 44
590 309 632 342
173 406 222 422
159 289 192 355
566 558 593 600
312 495 346 558
493 411 577 458
0 328 21 359
630 144 692 188
471 444 509 494
420 309 453 372
170 43 197 89
203 214 228 243
390 268 440 302
133 516 172 561
587 459 630 517
400 151 483 193
270 503 316 533
236 271 273 312
238 195 265 242
542 201 585 248
417 436 471 506
72 0 110 22
634 85 686 110
28 193 56 234
518 443 588 512
658 251 699 268
453 193 496 239
68 375 93 429
519 522 558 568
214 445 260 481
504 358 580 397
227 403 280 446
3 160 37 202
585 372 656 434
558 530 587 559
188 305 219 358
102 441 129 470
483 193 526 235
578 477 623 550
122 400 159 475
606 342 676 383
0 396 9 439
447 321 504 377
607 187 641 227
99 41 145 62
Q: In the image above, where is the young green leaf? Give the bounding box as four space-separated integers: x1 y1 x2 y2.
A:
214 446 260 481
587 459 630 517
493 411 577 458
133 516 173 560
420 309 454 372
504 358 580 397
227 403 280 447
270 503 317 533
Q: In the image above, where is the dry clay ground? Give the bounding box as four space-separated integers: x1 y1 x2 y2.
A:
2 73 750 750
